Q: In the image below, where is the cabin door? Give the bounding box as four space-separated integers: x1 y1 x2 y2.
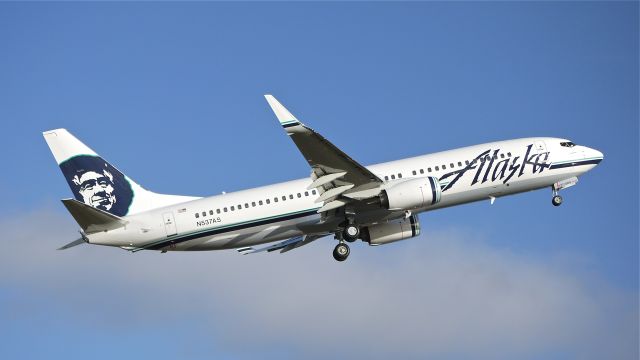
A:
163 212 177 237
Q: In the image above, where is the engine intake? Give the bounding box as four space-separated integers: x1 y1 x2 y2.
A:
380 177 442 210
361 215 421 246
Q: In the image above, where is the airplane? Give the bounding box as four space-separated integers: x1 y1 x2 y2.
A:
43 95 604 261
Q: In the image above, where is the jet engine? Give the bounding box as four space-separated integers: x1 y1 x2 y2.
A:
361 215 421 246
379 177 442 210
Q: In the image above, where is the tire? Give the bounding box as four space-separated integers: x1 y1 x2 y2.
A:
552 195 563 207
343 225 360 242
333 243 350 261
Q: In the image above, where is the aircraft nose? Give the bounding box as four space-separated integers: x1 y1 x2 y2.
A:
586 147 604 162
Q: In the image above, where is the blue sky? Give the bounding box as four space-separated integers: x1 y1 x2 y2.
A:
0 2 637 359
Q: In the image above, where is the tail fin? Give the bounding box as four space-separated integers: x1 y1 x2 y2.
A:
43 129 198 217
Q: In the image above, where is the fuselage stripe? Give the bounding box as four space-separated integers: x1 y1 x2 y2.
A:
550 158 602 169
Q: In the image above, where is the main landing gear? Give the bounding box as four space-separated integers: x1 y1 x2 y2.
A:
343 224 360 242
552 188 563 207
333 242 350 262
332 223 361 261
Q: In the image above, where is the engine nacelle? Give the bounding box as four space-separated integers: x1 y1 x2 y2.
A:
362 215 421 246
380 177 442 210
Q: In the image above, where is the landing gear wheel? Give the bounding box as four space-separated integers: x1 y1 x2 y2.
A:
552 195 563 207
333 243 350 262
343 224 360 242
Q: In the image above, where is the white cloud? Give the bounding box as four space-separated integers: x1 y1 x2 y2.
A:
0 208 637 359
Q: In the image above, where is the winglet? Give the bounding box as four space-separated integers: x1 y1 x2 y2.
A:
264 95 301 128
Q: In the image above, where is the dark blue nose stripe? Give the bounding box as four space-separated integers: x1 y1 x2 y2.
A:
549 158 602 170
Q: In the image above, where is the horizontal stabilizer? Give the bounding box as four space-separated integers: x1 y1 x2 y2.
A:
62 199 128 233
58 237 87 250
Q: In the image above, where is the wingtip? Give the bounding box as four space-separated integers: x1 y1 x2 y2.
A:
42 128 67 137
264 95 300 126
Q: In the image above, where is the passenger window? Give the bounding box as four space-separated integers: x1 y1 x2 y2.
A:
297 193 301 198
209 210 214 215
398 173 402 179
305 191 309 196
224 207 228 212
465 160 469 165
202 211 206 217
458 161 462 167
230 206 235 211
412 170 416 175
428 167 432 172
420 169 424 174
245 203 249 208
274 197 278 202
311 189 317 195
450 163 454 168
435 166 439 171
258 201 263 205
237 204 242 209
507 152 512 157
289 194 294 199
442 164 446 170
391 174 396 179
500 154 505 159
282 196 286 201
384 176 389 181
217 209 221 214
195 213 199 218
266 199 270 204
251 202 256 207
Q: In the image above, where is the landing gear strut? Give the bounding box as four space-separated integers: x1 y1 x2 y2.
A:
552 188 563 207
333 242 350 262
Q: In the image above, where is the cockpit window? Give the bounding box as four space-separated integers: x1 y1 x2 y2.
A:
560 141 576 148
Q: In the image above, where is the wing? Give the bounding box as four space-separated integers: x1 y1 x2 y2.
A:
237 234 329 255
264 95 384 217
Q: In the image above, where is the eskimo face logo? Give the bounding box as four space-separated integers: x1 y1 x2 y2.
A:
59 155 133 216
72 168 117 211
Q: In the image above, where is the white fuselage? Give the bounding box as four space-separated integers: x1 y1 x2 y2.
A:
87 137 603 252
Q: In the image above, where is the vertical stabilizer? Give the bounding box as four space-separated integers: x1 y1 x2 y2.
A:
43 129 199 217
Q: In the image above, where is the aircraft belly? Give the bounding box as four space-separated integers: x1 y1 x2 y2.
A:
170 215 318 251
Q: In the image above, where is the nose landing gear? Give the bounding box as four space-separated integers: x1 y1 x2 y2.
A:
552 188 563 207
